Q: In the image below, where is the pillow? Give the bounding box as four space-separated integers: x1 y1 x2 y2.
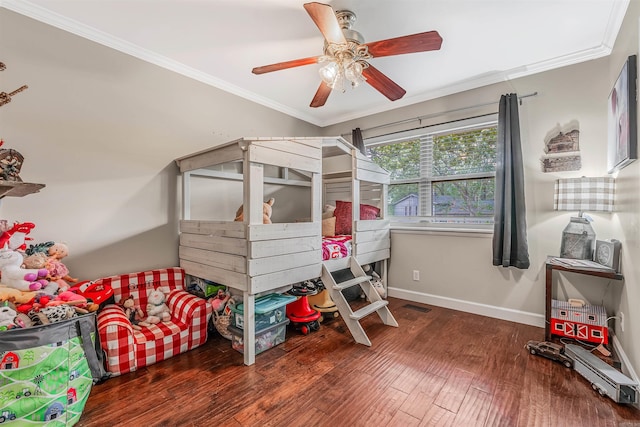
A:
322 204 336 220
334 201 380 235
322 216 336 237
360 204 381 220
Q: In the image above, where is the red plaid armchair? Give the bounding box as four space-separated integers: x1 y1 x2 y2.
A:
96 268 212 376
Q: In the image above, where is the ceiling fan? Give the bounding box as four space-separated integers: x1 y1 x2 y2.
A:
251 2 443 108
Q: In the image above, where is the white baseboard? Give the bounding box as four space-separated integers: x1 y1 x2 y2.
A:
388 287 545 328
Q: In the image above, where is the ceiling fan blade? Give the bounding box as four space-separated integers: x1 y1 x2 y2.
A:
365 31 443 58
310 82 332 108
252 56 322 74
362 65 406 101
303 2 347 46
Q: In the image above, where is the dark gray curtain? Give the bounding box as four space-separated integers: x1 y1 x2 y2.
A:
493 93 530 269
352 127 367 155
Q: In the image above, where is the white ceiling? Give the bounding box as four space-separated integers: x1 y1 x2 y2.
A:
1 0 629 127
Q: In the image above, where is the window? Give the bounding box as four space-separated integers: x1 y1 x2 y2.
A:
367 116 497 226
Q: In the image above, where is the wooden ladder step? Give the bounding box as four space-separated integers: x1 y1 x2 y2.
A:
332 275 371 291
350 300 389 321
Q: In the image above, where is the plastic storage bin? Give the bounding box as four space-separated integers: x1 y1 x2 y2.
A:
230 293 296 331
228 319 290 355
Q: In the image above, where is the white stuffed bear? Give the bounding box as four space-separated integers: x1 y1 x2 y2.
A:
145 287 171 324
0 248 48 291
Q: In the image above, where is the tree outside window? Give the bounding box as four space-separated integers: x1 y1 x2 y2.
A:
368 121 497 224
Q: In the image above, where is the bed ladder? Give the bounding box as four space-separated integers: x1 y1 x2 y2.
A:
321 257 398 346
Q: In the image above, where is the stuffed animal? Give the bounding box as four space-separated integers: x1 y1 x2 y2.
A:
363 264 386 298
120 295 149 330
22 252 48 270
29 304 76 325
14 312 32 328
22 252 59 295
210 288 230 312
0 285 37 304
0 301 17 330
145 288 171 324
54 290 97 312
0 222 36 251
234 197 275 224
0 248 48 291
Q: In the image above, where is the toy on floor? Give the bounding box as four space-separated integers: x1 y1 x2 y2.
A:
363 264 386 298
286 280 321 335
306 278 339 322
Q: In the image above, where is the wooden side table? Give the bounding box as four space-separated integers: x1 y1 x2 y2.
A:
545 256 624 341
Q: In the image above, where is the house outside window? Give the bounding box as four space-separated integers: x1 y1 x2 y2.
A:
366 115 498 227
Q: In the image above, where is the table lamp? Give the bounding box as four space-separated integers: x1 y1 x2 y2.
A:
554 177 614 259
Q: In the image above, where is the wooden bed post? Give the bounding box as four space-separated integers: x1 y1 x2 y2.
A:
351 147 361 258
311 171 322 223
241 147 265 366
244 155 264 226
182 171 191 220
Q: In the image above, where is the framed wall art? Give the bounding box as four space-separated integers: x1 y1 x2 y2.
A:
607 54 637 173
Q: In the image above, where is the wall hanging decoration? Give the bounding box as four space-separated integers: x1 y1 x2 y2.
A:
540 122 581 172
0 139 24 182
0 62 29 108
607 55 637 173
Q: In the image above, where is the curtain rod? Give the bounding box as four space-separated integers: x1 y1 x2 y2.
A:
343 91 538 136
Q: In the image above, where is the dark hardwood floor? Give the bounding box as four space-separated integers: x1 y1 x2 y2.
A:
77 298 640 426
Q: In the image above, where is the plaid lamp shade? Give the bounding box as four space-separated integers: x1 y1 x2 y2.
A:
554 177 615 212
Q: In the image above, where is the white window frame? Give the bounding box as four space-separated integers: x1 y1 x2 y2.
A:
365 114 498 232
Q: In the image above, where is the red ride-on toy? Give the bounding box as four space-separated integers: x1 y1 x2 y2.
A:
286 280 321 335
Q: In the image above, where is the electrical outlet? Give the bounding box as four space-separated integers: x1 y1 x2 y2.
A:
413 270 420 281
620 311 625 333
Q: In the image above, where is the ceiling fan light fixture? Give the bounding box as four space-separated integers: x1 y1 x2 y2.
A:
319 53 367 92
319 60 339 85
345 61 366 87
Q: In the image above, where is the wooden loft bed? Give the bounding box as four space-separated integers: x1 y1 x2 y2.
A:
321 137 390 274
176 137 322 365
175 136 390 365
